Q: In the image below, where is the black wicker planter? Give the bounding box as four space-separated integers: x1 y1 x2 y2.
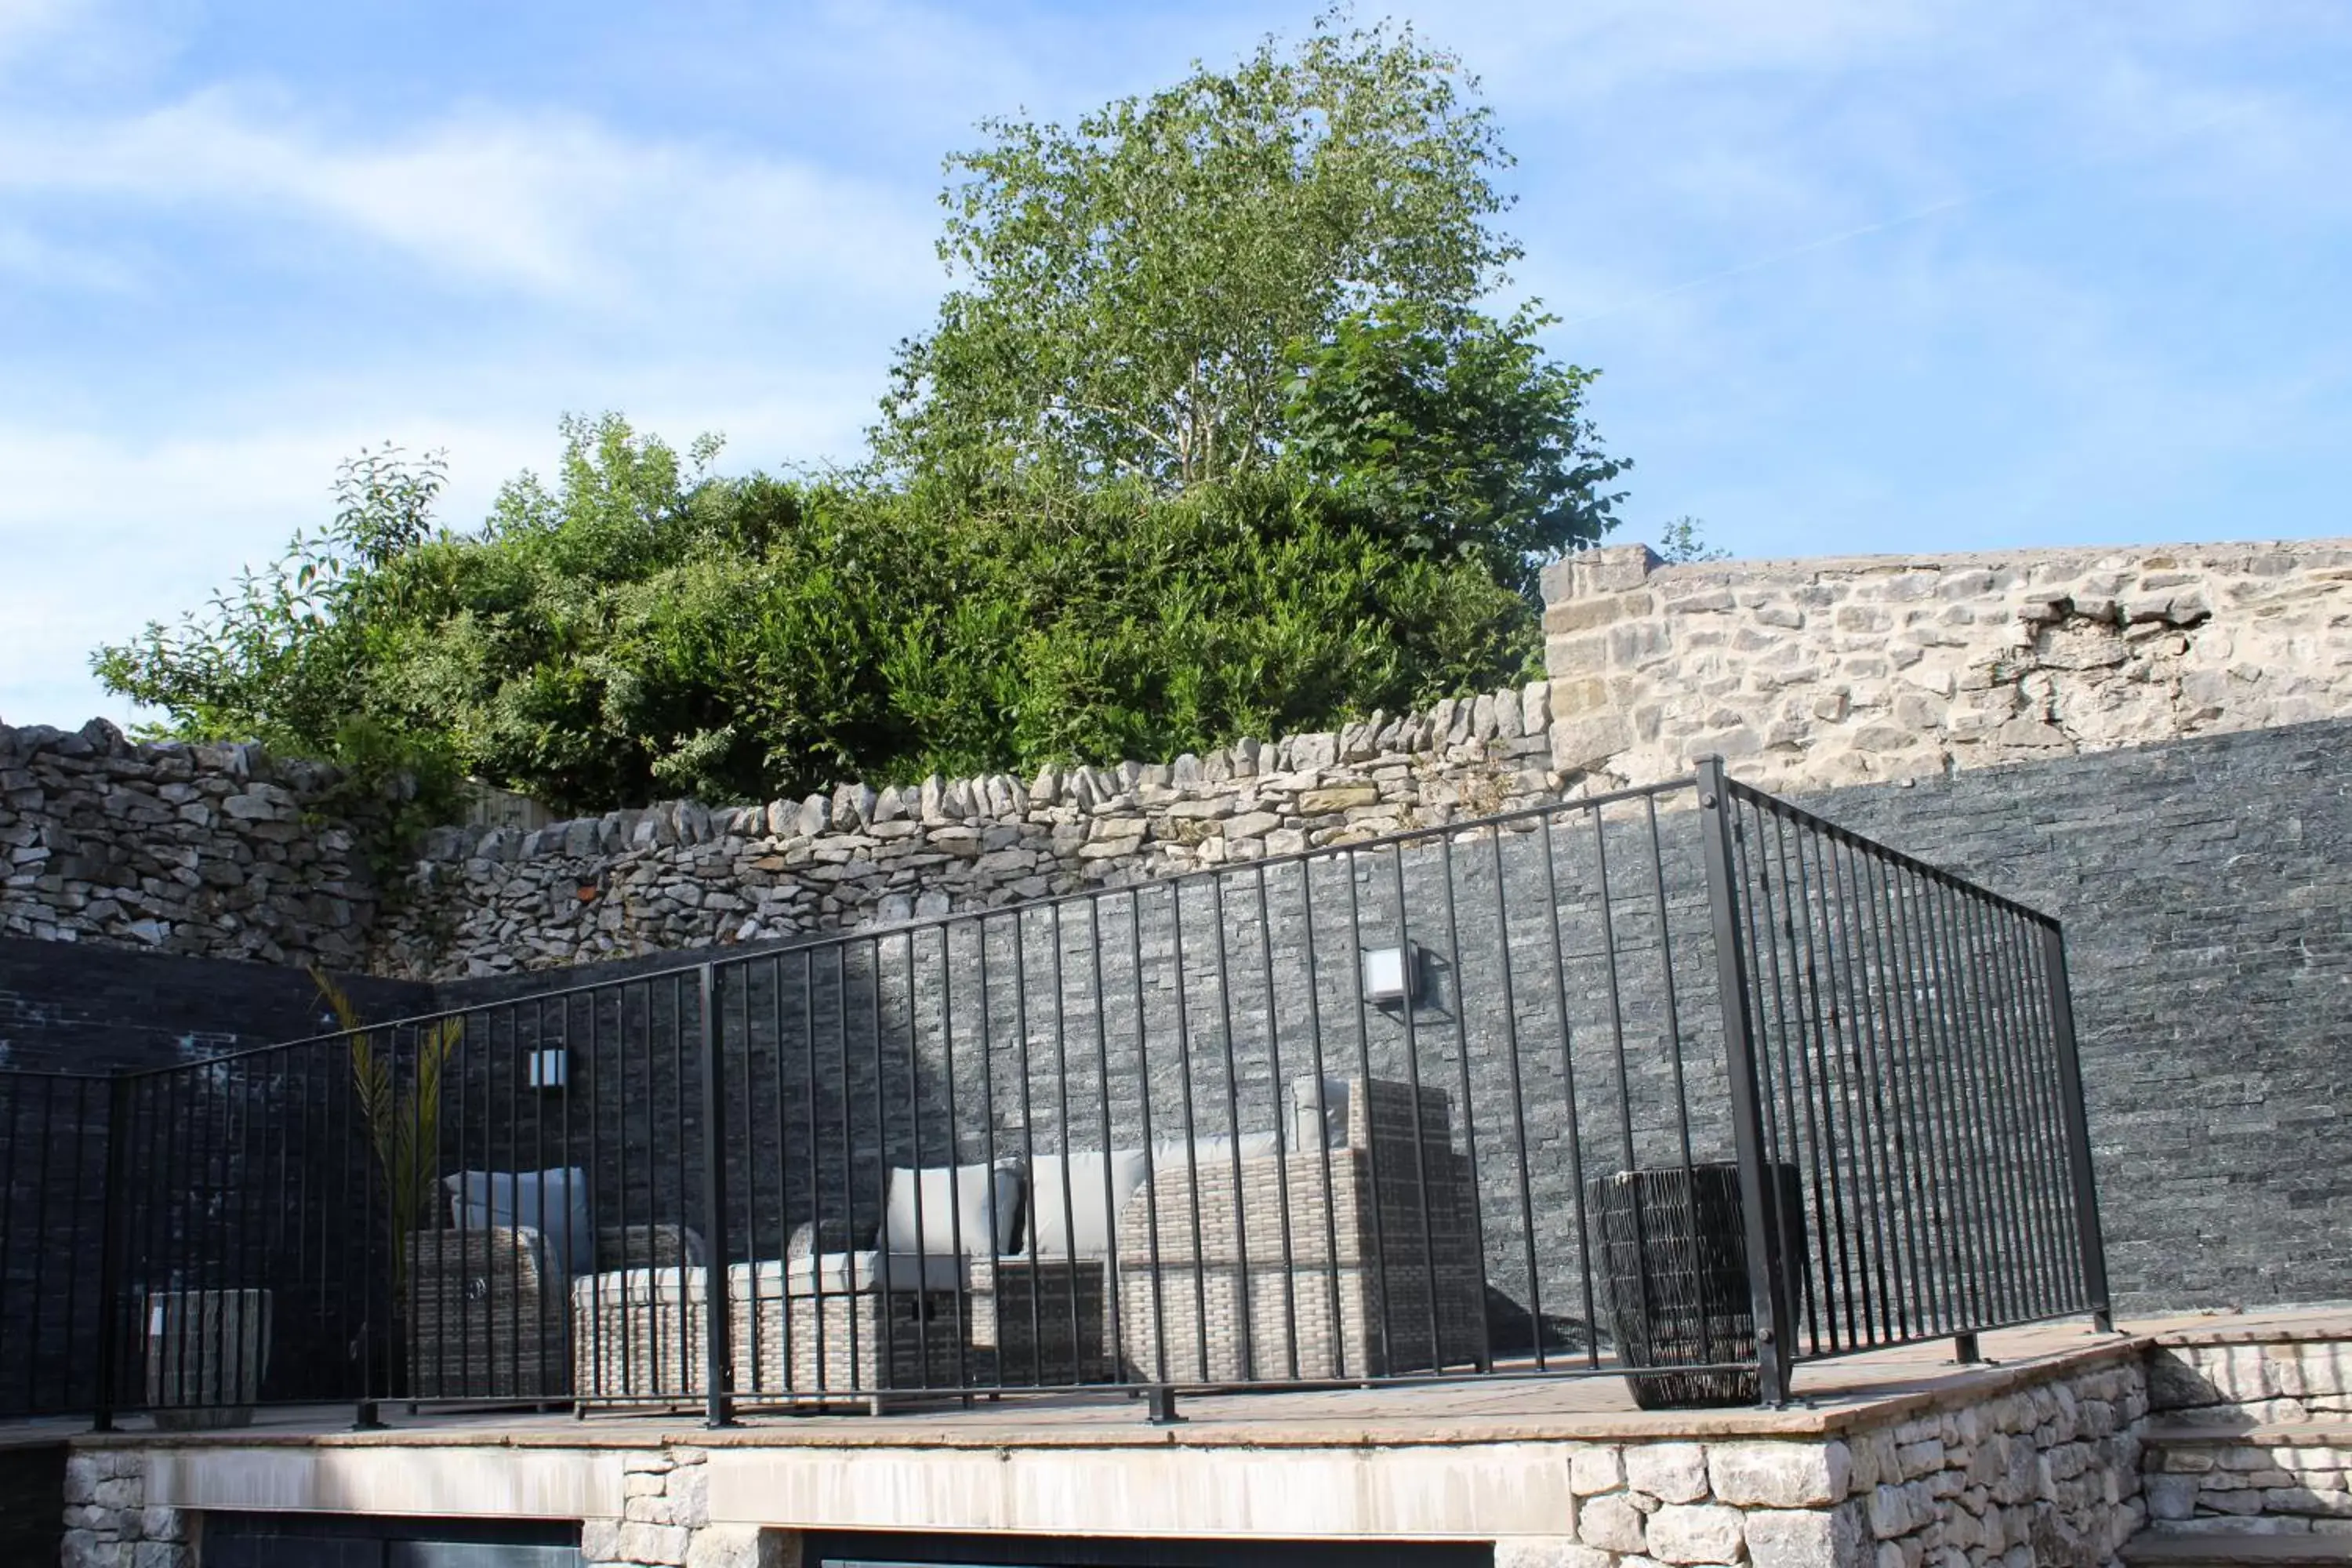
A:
1585 1162 1804 1409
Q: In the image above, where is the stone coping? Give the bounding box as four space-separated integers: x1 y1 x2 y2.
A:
66 1321 2184 1454
56 1311 2350 1459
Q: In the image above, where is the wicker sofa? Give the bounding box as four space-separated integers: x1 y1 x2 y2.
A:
402 1221 700 1399
570 1160 1027 1410
1111 1076 1486 1384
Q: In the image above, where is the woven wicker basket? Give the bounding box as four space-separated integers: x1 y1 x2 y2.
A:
1585 1162 1804 1409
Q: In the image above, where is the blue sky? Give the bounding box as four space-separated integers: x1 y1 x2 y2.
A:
3 0 2347 728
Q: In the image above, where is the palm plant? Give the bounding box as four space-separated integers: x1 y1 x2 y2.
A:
311 968 460 1298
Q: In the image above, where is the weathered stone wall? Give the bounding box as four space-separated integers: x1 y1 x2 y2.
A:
374 679 1559 978
1495 1354 2150 1568
1542 539 2352 793
59 1446 194 1568
12 537 2349 983
0 719 376 969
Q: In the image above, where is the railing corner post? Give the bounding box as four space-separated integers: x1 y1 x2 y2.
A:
2040 923 2113 1333
695 963 737 1428
90 1072 133 1432
1696 757 1792 1406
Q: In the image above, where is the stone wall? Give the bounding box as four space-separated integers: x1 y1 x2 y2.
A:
59 1446 194 1568
12 536 2349 984
1542 539 2352 793
1494 1354 2149 1568
0 719 376 970
375 679 1559 979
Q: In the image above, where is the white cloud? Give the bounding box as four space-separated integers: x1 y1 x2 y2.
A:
0 89 941 310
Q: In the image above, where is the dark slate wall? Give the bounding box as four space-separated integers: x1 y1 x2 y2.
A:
0 938 431 1076
1 716 2346 1359
1790 717 2352 1314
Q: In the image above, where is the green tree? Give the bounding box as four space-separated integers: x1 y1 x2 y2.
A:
877 10 1518 491
1279 302 1627 597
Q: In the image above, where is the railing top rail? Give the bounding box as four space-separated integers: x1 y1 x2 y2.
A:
1719 771 2058 928
0 1066 114 1083
118 773 1703 1078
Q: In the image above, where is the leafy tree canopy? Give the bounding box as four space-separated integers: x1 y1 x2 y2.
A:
93 13 1639 821
877 11 1524 490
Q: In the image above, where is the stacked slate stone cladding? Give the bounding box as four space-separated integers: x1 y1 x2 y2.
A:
1497 1354 2149 1568
393 802 1730 1365
1787 719 2352 1314
1542 539 2352 793
0 718 376 969
377 681 1561 979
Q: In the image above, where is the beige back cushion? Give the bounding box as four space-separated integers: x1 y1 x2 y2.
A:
1021 1149 1152 1258
878 1160 1023 1257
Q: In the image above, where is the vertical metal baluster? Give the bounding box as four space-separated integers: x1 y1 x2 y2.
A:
1849 844 1923 1341
1726 796 1803 1348
1046 904 1083 1385
867 940 897 1394
1436 832 1489 1373
1766 810 1847 1352
1254 861 1301 1381
1295 853 1346 1377
1961 894 2036 1326
2005 913 2074 1314
1208 871 1254 1382
1805 826 1881 1348
1340 844 1395 1376
1696 762 1788 1406
1487 826 1545 1372
2040 923 2111 1328
975 916 1004 1394
1835 837 1903 1348
2009 902 2074 1318
1084 897 1127 1388
1534 811 1599 1370
1640 795 1708 1370
92 1073 132 1430
1129 891 1169 1387
938 923 971 1393
1913 870 1987 1330
832 946 862 1400
697 965 735 1425
1010 909 1046 1386
24 1076 51 1414
903 930 936 1392
766 956 789 1400
802 949 829 1396
1930 882 2005 1330
1167 881 1211 1382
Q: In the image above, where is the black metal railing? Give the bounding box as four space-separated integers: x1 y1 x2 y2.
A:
0 762 2108 1425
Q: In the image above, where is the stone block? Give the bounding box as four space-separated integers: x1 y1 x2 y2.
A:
1298 786 1380 814
1627 1443 1712 1504
1747 1504 1871 1568
1573 1446 1627 1495
617 1522 693 1565
1711 1442 1853 1508
1646 1503 1747 1564
685 1526 802 1568
1581 1493 1649 1554
1495 1538 1613 1568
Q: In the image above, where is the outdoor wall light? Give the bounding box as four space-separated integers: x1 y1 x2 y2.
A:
1361 943 1421 1007
527 1047 568 1091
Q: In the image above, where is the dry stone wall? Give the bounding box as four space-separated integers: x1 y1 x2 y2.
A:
0 718 375 970
11 536 2351 983
1542 539 2352 793
374 680 1560 978
1494 1355 2148 1568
